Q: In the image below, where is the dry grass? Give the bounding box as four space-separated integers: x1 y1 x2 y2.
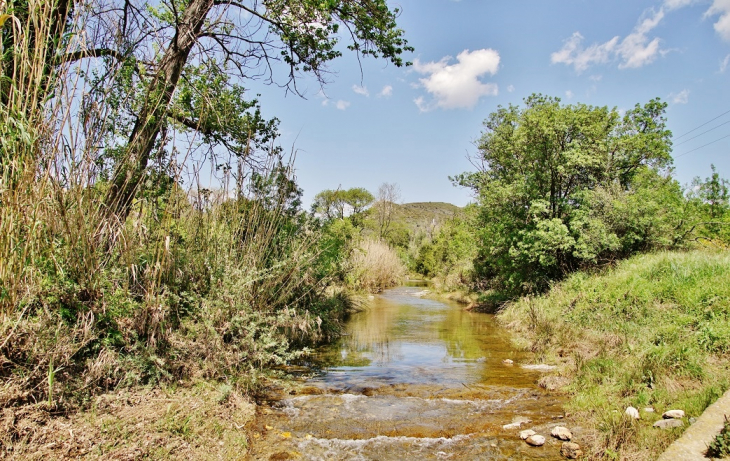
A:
348 238 406 293
1 381 257 460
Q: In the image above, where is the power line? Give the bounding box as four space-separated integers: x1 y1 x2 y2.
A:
673 108 730 140
674 120 730 147
675 133 730 158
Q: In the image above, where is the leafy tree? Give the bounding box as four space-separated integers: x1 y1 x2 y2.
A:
456 94 682 294
688 164 730 242
312 189 344 219
343 187 374 214
59 0 413 221
312 187 374 221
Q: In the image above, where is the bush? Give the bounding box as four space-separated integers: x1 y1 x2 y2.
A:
348 239 406 292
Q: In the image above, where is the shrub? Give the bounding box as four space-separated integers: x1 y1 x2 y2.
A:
348 239 406 292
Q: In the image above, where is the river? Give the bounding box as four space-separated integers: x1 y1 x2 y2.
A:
251 285 568 460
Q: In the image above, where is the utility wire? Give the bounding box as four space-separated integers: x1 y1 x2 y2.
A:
674 120 730 147
675 133 730 158
673 109 730 140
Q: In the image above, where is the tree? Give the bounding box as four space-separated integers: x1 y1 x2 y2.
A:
375 182 400 239
689 164 730 241
312 189 342 220
343 187 374 214
456 94 680 294
58 0 413 221
312 187 374 220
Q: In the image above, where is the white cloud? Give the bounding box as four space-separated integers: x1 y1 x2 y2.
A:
664 0 697 10
565 90 574 99
706 0 730 41
670 89 690 104
413 48 500 111
721 54 730 72
378 85 393 97
552 7 669 72
507 84 515 93
617 9 664 68
335 100 350 110
589 74 603 82
551 32 619 72
352 84 369 97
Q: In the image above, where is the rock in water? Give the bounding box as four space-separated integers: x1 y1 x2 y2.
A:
561 442 583 459
551 426 573 441
662 409 685 419
625 406 640 419
519 429 536 440
525 435 546 446
503 359 514 365
654 419 684 429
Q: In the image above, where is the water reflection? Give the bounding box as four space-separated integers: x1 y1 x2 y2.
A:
309 287 537 389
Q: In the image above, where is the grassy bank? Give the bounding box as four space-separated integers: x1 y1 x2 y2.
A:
498 250 730 459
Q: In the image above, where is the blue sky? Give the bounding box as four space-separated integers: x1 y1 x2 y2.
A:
252 0 730 207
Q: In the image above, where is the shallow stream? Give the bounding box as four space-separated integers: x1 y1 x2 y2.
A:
251 285 568 460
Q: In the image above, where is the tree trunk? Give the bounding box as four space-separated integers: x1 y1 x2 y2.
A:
104 0 213 221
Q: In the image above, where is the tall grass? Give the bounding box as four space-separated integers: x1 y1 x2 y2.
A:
498 250 730 459
0 0 348 413
348 238 406 293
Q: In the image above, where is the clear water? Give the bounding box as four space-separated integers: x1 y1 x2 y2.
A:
252 286 567 460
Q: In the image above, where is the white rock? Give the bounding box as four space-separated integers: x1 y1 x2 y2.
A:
644 407 655 413
519 429 536 440
521 364 557 372
550 426 573 441
503 359 514 365
502 416 531 430
625 406 640 419
662 409 685 419
525 434 546 446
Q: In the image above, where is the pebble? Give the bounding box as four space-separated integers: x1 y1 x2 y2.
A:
654 419 684 429
625 406 640 419
551 426 573 441
561 442 583 459
503 359 514 365
519 429 536 440
644 407 655 413
662 409 685 419
525 434 546 446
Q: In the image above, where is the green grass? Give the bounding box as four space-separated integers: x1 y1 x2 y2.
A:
498 250 730 459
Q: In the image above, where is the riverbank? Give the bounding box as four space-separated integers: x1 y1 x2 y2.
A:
497 250 730 459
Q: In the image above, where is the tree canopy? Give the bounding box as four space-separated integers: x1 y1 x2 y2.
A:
456 94 685 294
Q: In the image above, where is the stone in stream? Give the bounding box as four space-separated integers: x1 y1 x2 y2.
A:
561 442 583 459
551 426 572 441
503 359 514 365
625 406 640 419
662 409 685 419
502 416 531 430
525 434 546 446
653 419 684 429
519 429 536 440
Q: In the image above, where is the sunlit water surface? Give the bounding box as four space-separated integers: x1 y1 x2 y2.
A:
251 286 566 460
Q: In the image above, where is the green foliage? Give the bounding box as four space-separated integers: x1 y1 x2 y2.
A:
687 164 730 244
707 416 730 458
415 211 477 280
458 94 682 294
498 250 730 458
312 187 375 221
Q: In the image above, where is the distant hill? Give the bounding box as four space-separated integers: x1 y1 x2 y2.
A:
389 202 460 238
